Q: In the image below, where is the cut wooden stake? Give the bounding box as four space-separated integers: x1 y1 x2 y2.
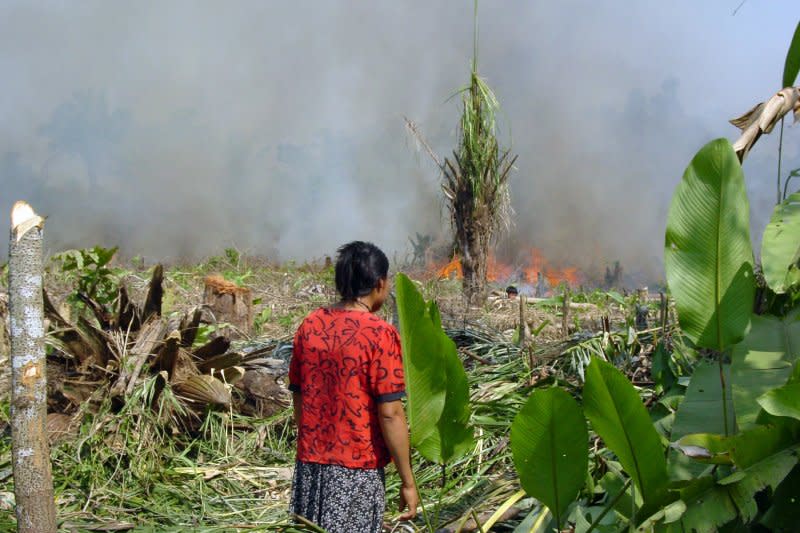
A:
9 201 57 533
518 294 529 347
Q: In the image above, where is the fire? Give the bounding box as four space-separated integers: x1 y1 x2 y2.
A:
436 254 513 282
432 248 581 290
437 256 463 279
523 248 580 288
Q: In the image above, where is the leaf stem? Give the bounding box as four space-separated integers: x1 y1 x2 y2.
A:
719 354 729 437
470 508 486 533
411 468 433 532
783 169 800 200
585 478 632 533
433 464 446 528
778 117 785 204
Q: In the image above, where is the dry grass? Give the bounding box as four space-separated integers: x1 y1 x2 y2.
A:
0 253 656 531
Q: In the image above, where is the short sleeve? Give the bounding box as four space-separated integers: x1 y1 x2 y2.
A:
288 325 302 393
368 325 406 403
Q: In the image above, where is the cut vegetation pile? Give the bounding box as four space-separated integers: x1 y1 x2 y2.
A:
0 253 671 531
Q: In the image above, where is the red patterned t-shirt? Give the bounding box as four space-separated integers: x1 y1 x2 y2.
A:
288 308 406 469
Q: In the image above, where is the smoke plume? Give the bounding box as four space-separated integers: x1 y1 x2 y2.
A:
1 1 798 284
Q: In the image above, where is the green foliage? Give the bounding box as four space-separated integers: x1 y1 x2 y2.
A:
664 138 755 351
510 387 588 528
454 70 513 211
223 269 252 286
663 445 797 533
670 362 735 451
583 357 669 512
224 247 241 267
651 342 677 393
665 423 800 531
760 464 800 530
731 313 800 429
253 307 273 334
53 245 120 304
395 273 474 464
669 363 736 482
761 190 800 294
782 21 800 88
758 383 800 420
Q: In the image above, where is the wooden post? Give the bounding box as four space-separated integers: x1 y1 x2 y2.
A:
535 272 545 297
659 291 668 332
8 201 57 533
561 288 570 339
518 294 530 347
635 287 649 331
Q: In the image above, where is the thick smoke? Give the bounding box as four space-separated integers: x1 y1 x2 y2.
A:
1 1 798 282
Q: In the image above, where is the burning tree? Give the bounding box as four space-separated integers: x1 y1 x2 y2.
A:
407 14 516 303
445 69 517 303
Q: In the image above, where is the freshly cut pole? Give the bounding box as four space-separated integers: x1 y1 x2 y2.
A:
8 201 56 533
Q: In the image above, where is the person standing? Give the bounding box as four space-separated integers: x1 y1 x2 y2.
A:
288 241 418 532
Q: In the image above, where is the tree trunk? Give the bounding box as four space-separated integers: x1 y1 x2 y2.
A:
457 207 490 305
8 201 57 533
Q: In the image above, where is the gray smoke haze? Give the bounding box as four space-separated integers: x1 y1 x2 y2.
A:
2 1 799 283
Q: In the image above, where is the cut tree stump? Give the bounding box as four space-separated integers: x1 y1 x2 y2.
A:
203 276 253 338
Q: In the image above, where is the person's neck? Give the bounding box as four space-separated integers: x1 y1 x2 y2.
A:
340 299 372 313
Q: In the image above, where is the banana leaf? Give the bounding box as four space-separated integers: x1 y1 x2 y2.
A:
663 425 800 530
511 387 588 528
761 190 800 294
664 138 754 351
731 313 800 429
783 21 800 87
583 358 668 511
668 362 736 479
395 273 473 464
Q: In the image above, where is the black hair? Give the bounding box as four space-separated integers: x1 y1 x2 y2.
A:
334 241 389 300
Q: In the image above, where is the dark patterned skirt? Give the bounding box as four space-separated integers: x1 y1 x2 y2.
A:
290 460 385 533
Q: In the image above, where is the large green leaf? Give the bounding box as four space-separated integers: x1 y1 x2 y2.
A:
583 358 668 509
664 138 755 351
395 273 473 464
668 362 736 479
665 425 800 531
395 273 446 447
731 313 800 429
416 301 475 462
783 21 800 88
759 383 800 421
761 190 800 293
659 443 798 533
511 387 588 528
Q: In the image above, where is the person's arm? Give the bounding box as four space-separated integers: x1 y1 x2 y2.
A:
378 400 418 520
292 391 302 427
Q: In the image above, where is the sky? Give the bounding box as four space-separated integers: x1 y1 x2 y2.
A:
1 1 798 283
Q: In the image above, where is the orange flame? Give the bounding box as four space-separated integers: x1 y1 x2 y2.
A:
437 256 463 279
436 254 514 282
523 248 580 288
432 248 581 289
